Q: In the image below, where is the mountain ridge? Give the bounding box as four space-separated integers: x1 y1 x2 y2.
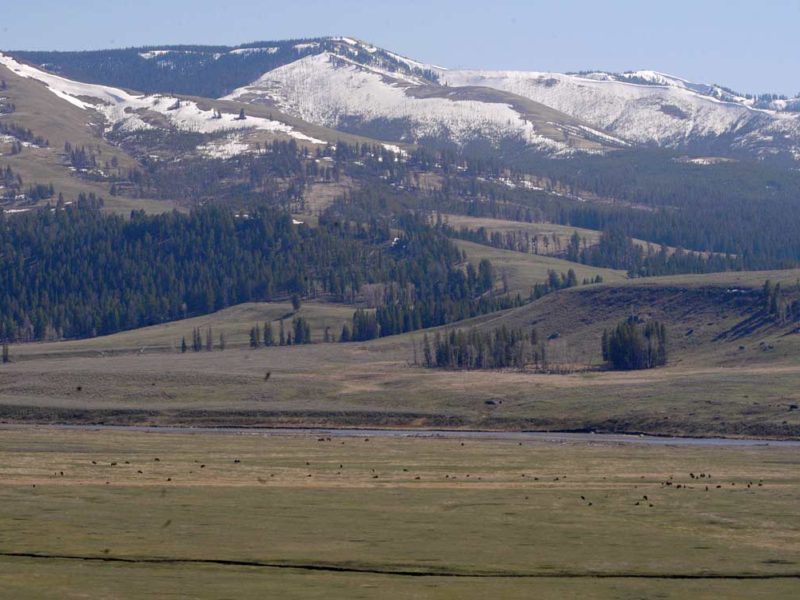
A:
7 36 800 163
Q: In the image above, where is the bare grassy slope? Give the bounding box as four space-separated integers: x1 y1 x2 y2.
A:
475 277 800 367
0 60 405 215
9 301 355 359
0 61 152 210
453 239 628 296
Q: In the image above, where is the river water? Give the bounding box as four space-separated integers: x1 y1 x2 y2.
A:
2 424 799 447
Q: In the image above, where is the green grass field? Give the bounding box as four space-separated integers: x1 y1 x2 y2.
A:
0 428 797 599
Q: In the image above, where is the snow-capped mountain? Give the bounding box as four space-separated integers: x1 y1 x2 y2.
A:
7 39 624 157
8 37 800 162
567 70 800 113
223 49 625 155
441 69 800 162
222 40 800 162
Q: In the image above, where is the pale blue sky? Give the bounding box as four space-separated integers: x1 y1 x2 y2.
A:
3 0 798 95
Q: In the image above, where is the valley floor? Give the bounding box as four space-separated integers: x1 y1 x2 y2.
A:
2 222 800 439
2 335 799 439
0 428 797 599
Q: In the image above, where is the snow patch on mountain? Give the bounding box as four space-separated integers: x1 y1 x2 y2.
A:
138 49 221 61
229 47 279 56
225 53 581 154
442 69 800 158
198 134 251 158
139 50 172 60
0 52 325 150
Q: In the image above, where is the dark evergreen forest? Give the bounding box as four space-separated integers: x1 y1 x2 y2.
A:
0 201 502 342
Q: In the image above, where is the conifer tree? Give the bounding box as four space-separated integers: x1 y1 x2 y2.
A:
292 317 311 344
422 334 432 368
192 328 202 352
249 327 258 348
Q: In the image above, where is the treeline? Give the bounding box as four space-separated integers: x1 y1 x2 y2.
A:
367 256 518 338
339 151 800 273
248 317 314 347
0 80 14 114
601 319 668 371
530 269 596 300
183 326 224 352
578 228 738 277
178 316 326 353
24 183 55 202
440 221 571 256
0 203 380 340
1 166 55 204
420 326 543 370
64 142 100 170
319 204 517 341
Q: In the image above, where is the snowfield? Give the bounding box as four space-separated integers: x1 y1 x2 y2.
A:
225 52 600 155
0 52 324 152
441 69 800 158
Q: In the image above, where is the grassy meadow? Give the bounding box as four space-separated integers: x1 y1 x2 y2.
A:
0 428 797 598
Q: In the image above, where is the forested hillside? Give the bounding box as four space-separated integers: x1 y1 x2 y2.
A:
11 38 439 99
422 149 800 268
0 200 503 342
